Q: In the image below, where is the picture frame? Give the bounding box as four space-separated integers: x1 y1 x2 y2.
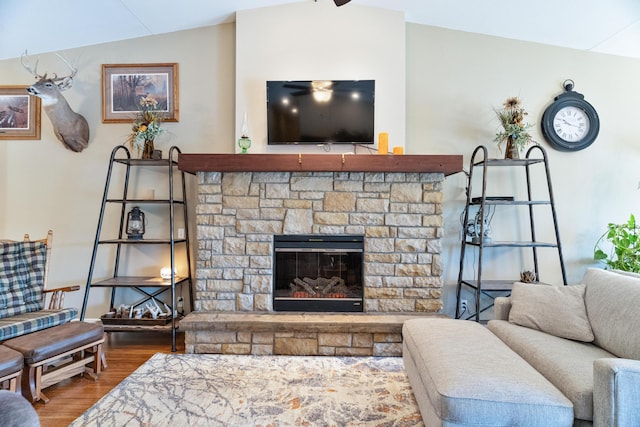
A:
102 63 179 123
0 86 41 140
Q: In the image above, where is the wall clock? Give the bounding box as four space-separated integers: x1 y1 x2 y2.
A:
541 79 600 151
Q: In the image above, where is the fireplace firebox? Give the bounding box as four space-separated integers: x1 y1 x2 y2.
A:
273 235 364 312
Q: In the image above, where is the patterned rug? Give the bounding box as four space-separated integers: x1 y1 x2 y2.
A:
70 353 424 426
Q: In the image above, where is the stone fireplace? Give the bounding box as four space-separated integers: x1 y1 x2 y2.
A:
178 153 463 355
194 169 445 313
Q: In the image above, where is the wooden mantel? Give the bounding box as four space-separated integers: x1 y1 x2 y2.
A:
178 153 463 175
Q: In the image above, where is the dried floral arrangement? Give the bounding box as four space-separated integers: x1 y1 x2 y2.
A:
494 96 535 156
128 95 164 157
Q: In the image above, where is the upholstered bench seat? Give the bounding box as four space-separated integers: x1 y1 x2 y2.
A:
0 345 23 392
4 321 105 403
402 318 574 426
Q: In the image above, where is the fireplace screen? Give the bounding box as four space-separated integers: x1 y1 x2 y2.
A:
273 235 364 312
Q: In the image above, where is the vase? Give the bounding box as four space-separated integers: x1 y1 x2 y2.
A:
504 136 519 160
142 139 154 159
238 136 251 154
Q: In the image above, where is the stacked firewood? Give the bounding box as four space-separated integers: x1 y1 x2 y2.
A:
289 276 349 297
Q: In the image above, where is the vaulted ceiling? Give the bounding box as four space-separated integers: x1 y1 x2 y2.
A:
2 0 640 61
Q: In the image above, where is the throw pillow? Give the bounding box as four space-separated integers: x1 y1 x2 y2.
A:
0 241 46 319
508 282 595 342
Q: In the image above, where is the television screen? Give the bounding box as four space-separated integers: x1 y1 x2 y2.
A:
267 80 375 145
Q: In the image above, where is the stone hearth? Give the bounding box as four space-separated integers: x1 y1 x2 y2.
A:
181 312 442 356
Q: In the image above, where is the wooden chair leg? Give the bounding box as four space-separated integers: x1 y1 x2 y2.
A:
22 365 39 403
94 343 103 375
98 334 108 370
12 373 22 393
83 347 98 381
34 365 50 403
19 364 49 403
84 342 106 375
101 350 108 370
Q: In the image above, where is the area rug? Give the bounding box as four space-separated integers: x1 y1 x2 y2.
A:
69 353 424 426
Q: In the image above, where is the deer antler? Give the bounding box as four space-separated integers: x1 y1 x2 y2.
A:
52 52 77 90
21 50 78 90
21 50 44 80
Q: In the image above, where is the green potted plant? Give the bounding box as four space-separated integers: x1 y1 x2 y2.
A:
494 97 536 159
594 214 640 273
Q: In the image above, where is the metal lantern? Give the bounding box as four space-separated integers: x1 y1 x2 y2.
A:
126 206 145 240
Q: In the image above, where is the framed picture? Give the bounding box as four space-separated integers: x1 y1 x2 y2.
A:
0 86 41 140
102 63 179 123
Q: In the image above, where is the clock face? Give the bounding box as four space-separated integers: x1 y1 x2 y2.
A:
552 106 590 142
541 92 600 152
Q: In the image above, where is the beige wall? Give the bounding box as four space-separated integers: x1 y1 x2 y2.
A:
1 6 639 318
405 24 640 313
0 24 236 318
0 142 6 229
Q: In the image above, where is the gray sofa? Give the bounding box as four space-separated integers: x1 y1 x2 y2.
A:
402 268 640 426
488 268 640 426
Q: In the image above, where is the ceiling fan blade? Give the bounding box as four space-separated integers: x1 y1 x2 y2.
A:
334 0 351 6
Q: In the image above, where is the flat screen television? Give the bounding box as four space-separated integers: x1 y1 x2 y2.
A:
266 80 375 145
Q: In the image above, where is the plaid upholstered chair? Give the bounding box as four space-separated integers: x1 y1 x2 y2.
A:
0 230 79 341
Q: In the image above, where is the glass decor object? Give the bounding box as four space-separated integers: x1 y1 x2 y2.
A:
238 137 251 154
238 112 251 154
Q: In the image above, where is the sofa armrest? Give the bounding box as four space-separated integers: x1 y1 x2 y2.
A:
43 285 80 309
593 358 640 427
493 296 511 320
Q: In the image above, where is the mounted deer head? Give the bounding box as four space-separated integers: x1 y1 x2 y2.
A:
22 51 90 152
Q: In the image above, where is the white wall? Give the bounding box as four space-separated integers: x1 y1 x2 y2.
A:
1 3 639 319
235 1 405 154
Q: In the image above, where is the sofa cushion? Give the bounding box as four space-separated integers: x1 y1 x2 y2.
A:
0 241 46 319
508 282 594 342
0 308 77 341
404 318 573 426
488 319 616 421
581 268 640 359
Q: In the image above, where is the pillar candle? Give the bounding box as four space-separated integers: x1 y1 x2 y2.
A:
378 132 388 155
392 146 404 155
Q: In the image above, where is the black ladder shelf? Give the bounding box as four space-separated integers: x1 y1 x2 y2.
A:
455 144 567 322
80 145 193 352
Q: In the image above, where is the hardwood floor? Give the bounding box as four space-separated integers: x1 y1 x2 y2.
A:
33 331 185 427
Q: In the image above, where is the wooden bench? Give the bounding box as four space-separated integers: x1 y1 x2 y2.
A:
3 321 106 403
